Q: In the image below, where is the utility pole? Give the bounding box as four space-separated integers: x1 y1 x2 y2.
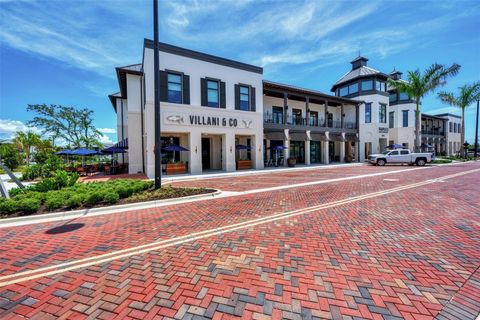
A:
153 0 161 189
475 99 479 158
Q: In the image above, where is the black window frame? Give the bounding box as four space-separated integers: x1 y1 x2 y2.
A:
361 80 373 91
166 71 183 104
239 85 250 111
402 110 409 127
206 79 220 108
389 111 395 129
379 103 387 123
365 103 372 123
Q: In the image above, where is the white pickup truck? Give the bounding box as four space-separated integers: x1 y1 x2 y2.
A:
368 149 432 166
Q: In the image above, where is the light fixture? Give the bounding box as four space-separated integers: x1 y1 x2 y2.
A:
195 146 197 153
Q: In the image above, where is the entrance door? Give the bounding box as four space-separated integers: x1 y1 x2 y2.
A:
379 138 387 152
201 138 210 170
310 141 321 163
329 141 335 162
365 142 372 159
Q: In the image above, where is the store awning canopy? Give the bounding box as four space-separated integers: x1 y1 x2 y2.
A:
268 145 288 150
55 149 74 155
289 131 308 141
329 133 344 142
102 146 127 154
310 132 327 141
345 133 359 142
265 131 286 141
113 138 128 149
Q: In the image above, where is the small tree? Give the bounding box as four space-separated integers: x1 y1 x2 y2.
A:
438 82 480 154
14 131 41 166
388 63 461 151
27 104 101 148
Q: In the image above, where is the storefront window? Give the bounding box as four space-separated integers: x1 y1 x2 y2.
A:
365 103 372 123
290 141 305 163
379 103 387 123
402 110 409 127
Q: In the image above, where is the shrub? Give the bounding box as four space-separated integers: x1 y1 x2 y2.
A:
0 199 18 214
16 198 40 214
86 192 103 206
45 193 65 210
65 195 83 209
103 191 119 204
22 164 42 181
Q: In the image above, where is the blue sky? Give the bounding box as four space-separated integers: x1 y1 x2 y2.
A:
1 0 479 144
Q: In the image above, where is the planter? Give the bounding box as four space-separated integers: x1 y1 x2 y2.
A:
287 158 296 167
236 160 252 170
166 163 187 175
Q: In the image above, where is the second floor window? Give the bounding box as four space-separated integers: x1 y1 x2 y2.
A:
399 92 410 100
376 81 386 92
402 110 409 127
310 111 318 126
207 80 219 108
449 122 453 132
167 73 182 104
239 86 249 111
292 109 302 125
379 103 387 123
389 111 394 128
389 92 397 103
365 103 372 123
272 106 283 124
362 80 373 91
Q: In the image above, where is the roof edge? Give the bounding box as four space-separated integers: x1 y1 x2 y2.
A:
144 39 263 74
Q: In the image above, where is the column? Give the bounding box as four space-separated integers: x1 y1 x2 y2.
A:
355 104 359 129
305 140 311 165
283 130 290 166
306 97 310 126
339 141 345 163
223 132 236 172
355 142 360 162
341 103 344 128
188 132 202 174
283 93 288 125
251 134 264 169
324 101 328 127
322 141 329 164
266 139 271 161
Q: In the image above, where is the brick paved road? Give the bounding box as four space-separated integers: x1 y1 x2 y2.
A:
0 163 479 319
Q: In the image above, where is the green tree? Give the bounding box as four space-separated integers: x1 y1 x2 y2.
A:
27 104 101 148
388 63 461 151
14 131 41 166
0 143 22 170
438 82 480 154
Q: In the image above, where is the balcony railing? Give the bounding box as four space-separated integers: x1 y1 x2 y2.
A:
264 113 357 129
421 128 445 136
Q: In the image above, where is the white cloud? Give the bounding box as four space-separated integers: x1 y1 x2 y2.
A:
0 119 41 139
98 128 116 134
99 134 113 144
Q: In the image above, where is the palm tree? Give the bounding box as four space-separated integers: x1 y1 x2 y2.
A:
438 82 480 155
388 63 461 152
14 131 41 166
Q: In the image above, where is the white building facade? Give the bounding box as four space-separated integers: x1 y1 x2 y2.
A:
331 57 461 158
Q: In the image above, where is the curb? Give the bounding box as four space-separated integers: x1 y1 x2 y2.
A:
0 189 222 228
161 162 365 183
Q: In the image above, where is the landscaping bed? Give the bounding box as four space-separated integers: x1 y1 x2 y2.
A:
0 177 214 219
432 158 453 164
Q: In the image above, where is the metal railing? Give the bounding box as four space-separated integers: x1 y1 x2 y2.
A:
264 113 357 129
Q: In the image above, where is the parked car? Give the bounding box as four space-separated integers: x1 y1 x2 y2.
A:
368 149 432 166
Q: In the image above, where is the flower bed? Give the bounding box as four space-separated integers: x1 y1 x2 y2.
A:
0 179 213 218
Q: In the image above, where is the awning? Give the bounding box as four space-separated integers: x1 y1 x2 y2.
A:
289 131 309 141
113 138 128 149
329 133 344 142
345 133 358 142
310 132 327 141
265 131 286 141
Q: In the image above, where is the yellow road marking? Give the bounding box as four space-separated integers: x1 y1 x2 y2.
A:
0 168 478 287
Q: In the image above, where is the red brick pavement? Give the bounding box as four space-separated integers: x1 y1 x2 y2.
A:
0 164 469 277
0 163 479 319
170 164 419 191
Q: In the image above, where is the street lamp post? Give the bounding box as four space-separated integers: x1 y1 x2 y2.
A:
153 0 161 189
475 99 479 158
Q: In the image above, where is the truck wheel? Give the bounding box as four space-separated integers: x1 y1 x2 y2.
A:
377 159 386 166
416 159 426 166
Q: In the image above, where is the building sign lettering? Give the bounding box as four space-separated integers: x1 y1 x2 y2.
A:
189 115 238 127
379 127 389 134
